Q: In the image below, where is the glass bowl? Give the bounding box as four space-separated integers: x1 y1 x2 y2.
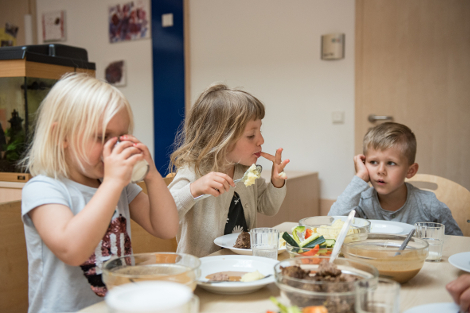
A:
274 256 378 312
342 233 429 283
286 243 333 259
299 216 370 242
102 252 201 291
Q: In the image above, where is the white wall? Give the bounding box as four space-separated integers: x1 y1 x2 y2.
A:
35 0 356 200
36 0 154 157
189 0 356 199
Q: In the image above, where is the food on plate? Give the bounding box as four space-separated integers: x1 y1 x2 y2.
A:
278 172 287 179
283 228 334 258
314 219 359 240
280 260 360 312
269 296 328 313
234 231 251 249
240 270 265 282
205 271 247 282
244 164 261 186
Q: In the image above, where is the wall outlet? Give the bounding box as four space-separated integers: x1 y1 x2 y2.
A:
332 111 344 124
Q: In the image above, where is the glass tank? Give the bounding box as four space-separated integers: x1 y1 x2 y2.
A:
0 44 95 181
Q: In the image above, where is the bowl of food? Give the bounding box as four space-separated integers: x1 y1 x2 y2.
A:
342 233 429 283
274 256 378 312
285 242 333 259
299 216 371 243
102 252 201 291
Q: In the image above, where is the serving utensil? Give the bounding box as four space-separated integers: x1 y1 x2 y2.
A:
329 210 356 263
194 164 262 201
394 229 416 256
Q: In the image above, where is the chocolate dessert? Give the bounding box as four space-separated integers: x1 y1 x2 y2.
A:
233 231 251 249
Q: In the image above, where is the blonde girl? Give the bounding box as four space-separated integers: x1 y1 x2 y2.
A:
20 73 178 313
169 83 289 257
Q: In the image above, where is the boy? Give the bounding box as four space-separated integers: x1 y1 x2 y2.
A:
328 122 462 236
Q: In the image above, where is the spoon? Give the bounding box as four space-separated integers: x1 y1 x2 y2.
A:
198 274 272 284
194 165 263 201
394 229 415 256
329 210 356 263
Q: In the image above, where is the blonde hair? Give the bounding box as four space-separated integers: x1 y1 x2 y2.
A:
21 73 134 178
170 83 265 175
363 122 417 164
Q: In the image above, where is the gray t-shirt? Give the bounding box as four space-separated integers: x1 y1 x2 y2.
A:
21 175 142 313
328 175 463 236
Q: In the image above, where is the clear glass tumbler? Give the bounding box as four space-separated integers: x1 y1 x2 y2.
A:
250 228 279 260
355 277 400 313
414 222 445 262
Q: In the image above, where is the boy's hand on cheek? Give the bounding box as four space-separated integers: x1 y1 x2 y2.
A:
260 148 290 188
354 154 370 182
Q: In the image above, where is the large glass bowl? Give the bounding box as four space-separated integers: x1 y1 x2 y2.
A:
299 216 370 242
274 256 378 312
102 252 201 291
342 233 429 283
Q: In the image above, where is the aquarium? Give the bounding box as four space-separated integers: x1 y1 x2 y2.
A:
0 44 95 181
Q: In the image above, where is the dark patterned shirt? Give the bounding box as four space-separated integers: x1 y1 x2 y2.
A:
224 192 248 234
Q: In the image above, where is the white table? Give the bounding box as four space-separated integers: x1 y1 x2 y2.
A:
78 222 470 312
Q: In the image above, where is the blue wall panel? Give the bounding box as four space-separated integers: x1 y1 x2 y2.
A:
151 0 185 175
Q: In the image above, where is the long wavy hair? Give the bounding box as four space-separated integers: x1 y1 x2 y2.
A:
170 83 265 176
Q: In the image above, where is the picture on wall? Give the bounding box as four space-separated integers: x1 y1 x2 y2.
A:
105 60 126 87
109 0 150 43
42 11 66 42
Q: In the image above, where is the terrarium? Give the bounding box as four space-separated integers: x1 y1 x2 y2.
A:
0 44 95 182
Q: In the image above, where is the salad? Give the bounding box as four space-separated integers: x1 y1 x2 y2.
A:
282 226 336 262
267 297 328 313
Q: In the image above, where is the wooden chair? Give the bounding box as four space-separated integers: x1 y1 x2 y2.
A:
406 174 470 236
133 173 177 253
0 200 28 313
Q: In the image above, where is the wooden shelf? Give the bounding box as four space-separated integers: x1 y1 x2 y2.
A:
0 59 95 80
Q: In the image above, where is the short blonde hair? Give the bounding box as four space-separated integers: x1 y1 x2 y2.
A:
363 122 417 164
21 73 134 178
170 83 265 175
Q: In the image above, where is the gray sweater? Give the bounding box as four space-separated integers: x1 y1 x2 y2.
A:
169 165 287 257
328 176 463 236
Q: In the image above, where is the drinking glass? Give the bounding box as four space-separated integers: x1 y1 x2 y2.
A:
355 277 400 313
414 222 445 262
250 228 279 260
105 281 199 313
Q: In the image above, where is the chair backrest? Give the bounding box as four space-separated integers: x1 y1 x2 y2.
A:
406 174 470 236
133 173 178 253
0 200 29 313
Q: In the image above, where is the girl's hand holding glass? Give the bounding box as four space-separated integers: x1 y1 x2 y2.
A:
102 137 145 187
190 172 235 198
260 148 290 188
117 135 156 182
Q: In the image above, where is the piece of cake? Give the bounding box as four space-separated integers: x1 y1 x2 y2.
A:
233 231 251 249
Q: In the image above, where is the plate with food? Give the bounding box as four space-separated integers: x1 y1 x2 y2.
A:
368 220 415 235
197 255 278 294
449 251 470 272
214 232 287 255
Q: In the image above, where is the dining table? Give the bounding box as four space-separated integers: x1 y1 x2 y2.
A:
78 222 470 313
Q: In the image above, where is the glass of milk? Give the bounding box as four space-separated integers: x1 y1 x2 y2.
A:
114 139 149 183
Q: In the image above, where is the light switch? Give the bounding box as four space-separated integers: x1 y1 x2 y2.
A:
162 13 173 27
332 111 344 124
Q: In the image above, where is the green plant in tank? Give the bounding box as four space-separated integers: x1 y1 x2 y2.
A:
4 110 26 162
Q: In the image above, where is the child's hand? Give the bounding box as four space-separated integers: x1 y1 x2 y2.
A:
118 135 160 180
260 148 290 188
190 172 235 198
102 137 145 187
354 154 370 182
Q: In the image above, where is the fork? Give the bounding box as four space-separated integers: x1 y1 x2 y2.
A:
193 165 262 201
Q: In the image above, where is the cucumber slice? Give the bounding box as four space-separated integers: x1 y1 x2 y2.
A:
303 236 326 248
325 239 336 247
299 233 320 248
282 232 299 247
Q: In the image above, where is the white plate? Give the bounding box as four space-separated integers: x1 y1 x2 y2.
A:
449 252 470 272
403 302 459 313
369 220 415 235
214 233 286 255
197 255 278 295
